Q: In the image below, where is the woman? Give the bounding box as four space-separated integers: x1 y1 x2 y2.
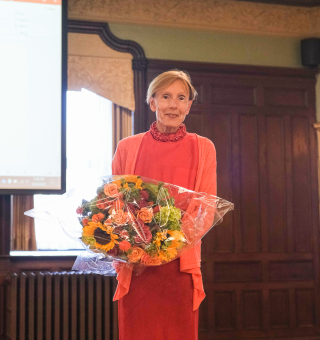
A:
112 70 217 340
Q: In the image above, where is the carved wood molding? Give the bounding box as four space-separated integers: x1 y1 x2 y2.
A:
314 123 320 211
68 20 149 133
68 20 146 59
147 59 318 79
68 0 320 38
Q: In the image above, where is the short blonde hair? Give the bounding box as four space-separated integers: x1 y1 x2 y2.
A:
146 70 197 104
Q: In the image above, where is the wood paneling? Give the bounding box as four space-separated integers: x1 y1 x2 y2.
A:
242 290 262 330
265 88 308 108
266 116 286 253
268 261 314 281
269 290 290 328
296 289 316 327
236 0 320 7
147 60 319 340
214 291 236 331
215 262 261 283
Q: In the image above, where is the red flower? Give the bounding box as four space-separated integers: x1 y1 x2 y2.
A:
120 230 129 239
92 213 104 223
126 203 138 214
134 219 152 243
76 207 83 214
153 205 161 214
113 226 122 234
82 218 89 226
140 190 149 201
137 200 148 209
119 240 131 251
107 247 119 256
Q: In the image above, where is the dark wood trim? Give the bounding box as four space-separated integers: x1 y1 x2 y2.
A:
68 20 149 133
0 195 11 256
68 20 145 59
147 59 318 80
236 0 320 7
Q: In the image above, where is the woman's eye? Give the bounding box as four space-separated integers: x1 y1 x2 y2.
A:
179 96 185 101
163 95 169 99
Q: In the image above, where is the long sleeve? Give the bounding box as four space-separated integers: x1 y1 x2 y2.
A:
180 136 217 310
112 142 124 175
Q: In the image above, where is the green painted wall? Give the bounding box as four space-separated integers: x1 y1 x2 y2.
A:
109 23 302 68
110 23 320 120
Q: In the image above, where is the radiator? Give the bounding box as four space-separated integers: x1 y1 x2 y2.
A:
7 272 118 340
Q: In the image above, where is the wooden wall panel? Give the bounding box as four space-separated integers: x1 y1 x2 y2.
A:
240 114 261 253
202 112 234 254
215 262 261 283
291 117 313 253
266 116 287 253
269 290 290 328
268 261 314 281
242 290 262 330
265 88 308 108
210 86 256 106
296 289 316 327
214 291 236 331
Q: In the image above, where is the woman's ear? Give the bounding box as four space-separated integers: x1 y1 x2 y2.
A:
185 100 193 115
149 97 156 112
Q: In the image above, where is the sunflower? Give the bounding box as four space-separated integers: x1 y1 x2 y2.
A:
82 221 101 237
158 250 171 262
167 230 186 248
153 231 167 248
82 221 119 251
165 246 178 259
112 175 142 190
94 225 119 252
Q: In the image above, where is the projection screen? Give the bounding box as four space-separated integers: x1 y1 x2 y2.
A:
0 0 67 194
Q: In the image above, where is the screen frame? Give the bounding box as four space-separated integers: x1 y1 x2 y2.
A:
0 0 67 195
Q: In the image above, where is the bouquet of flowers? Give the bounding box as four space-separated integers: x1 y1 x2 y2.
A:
25 175 234 273
78 175 191 266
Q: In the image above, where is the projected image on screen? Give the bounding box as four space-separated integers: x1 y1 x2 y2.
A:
0 0 63 190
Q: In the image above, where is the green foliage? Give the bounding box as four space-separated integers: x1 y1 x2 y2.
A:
154 206 182 231
145 243 158 257
96 185 104 195
162 239 172 250
81 236 95 247
89 198 100 214
142 182 158 203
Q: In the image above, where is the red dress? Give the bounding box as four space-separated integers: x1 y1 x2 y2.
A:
118 125 200 340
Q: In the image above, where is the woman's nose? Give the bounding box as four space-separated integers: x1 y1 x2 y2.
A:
168 98 178 108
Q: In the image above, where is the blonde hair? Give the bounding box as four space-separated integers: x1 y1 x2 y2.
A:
146 70 197 104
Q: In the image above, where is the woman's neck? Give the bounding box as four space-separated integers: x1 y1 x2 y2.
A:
156 120 179 134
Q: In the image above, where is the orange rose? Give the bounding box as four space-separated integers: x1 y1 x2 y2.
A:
137 207 153 223
104 183 119 197
104 218 113 226
111 199 124 210
119 240 131 252
127 247 145 263
141 253 162 266
92 213 104 223
112 210 130 225
96 198 109 210
82 218 89 226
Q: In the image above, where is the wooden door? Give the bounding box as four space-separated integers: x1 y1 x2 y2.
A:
148 61 320 340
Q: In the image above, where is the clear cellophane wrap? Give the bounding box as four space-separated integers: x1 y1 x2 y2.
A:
25 175 234 275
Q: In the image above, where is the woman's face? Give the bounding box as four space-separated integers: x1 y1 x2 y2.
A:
149 80 193 133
